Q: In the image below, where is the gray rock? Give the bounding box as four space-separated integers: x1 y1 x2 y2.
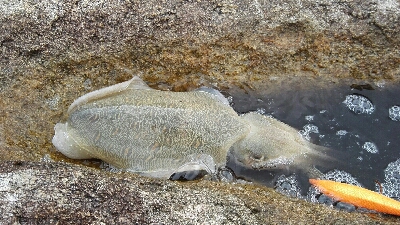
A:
0 161 397 224
0 0 399 91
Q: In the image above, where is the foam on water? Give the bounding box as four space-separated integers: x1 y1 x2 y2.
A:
389 105 400 121
378 158 400 200
275 174 302 198
298 124 319 141
362 141 379 154
256 108 266 115
343 94 375 114
336 130 348 136
305 115 314 121
320 170 362 186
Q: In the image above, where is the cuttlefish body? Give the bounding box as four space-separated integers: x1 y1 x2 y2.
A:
53 76 333 179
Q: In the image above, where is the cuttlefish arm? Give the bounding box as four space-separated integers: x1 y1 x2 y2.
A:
310 179 400 216
231 112 337 173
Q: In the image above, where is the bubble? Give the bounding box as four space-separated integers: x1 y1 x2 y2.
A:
375 80 385 88
362 142 378 154
305 115 314 121
226 96 233 104
298 124 319 141
267 98 274 105
321 170 362 186
343 94 375 114
389 105 400 121
256 108 266 115
275 175 302 198
336 130 347 136
378 159 400 200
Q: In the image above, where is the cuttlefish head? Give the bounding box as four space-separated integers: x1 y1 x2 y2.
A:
230 112 323 171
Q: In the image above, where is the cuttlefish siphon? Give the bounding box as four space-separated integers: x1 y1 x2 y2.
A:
53 76 335 180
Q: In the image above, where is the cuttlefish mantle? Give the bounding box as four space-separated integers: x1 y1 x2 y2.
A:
53 76 335 180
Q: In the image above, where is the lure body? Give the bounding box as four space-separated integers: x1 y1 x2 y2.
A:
310 179 400 216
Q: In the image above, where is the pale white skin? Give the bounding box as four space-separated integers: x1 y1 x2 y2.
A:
53 77 334 179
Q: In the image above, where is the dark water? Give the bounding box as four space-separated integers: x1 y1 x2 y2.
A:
226 81 400 194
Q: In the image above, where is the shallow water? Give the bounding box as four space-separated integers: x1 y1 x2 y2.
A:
227 81 400 195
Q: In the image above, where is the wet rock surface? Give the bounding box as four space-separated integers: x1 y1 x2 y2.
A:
1 160 398 224
1 0 400 223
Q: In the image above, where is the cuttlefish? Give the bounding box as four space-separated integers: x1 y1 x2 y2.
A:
53 76 335 180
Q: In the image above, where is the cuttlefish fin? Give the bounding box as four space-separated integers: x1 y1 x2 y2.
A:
67 76 151 114
126 76 152 90
193 86 230 106
309 179 400 216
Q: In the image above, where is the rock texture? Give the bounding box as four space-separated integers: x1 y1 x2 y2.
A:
1 161 398 224
1 0 399 90
0 0 399 223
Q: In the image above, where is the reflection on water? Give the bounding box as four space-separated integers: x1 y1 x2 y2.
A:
227 81 400 197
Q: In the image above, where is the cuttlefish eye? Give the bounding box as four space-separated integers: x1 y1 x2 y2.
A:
250 153 265 161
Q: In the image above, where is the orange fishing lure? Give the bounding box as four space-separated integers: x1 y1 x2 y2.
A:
309 179 400 216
